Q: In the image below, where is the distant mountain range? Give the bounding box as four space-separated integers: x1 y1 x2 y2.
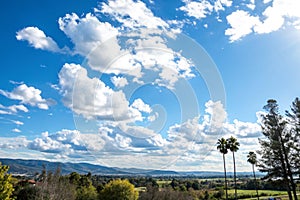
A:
0 158 261 177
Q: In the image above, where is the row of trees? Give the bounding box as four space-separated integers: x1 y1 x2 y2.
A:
217 98 300 200
0 163 139 200
216 136 240 200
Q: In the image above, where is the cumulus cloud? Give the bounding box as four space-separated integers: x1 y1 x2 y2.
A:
57 4 195 91
225 10 260 42
131 99 152 113
16 27 62 52
58 12 141 78
58 63 150 122
224 119 261 138
28 131 78 154
254 0 298 34
0 99 263 170
0 84 54 110
59 13 119 56
204 100 227 130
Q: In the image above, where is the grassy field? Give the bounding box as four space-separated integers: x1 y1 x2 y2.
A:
227 189 289 199
156 180 171 187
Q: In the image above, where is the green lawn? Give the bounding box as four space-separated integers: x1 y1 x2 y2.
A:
227 189 287 199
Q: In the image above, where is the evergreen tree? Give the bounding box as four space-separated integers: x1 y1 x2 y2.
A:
258 99 297 200
286 97 300 178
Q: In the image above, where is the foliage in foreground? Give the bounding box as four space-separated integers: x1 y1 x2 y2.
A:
0 163 14 200
100 179 138 200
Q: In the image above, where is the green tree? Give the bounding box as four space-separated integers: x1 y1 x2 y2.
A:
15 185 40 200
0 163 14 200
227 136 239 200
286 97 300 179
258 99 297 200
100 179 138 200
247 151 259 200
217 137 228 200
71 173 97 200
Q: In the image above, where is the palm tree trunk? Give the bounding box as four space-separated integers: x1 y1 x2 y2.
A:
252 164 259 200
223 153 228 200
233 152 237 200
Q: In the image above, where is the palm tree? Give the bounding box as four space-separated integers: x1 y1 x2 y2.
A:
227 136 240 200
217 137 229 200
247 151 259 200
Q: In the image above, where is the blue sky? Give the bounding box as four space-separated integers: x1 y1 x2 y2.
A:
0 0 300 171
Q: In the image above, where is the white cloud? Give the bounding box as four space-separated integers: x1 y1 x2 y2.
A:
0 99 263 171
0 137 28 149
225 10 260 42
148 112 158 122
58 12 140 77
58 63 146 121
213 0 233 12
226 0 300 42
179 0 213 19
59 13 119 56
9 80 24 85
12 120 24 126
0 104 28 115
254 0 300 33
246 0 256 10
8 105 29 113
115 134 132 148
12 128 21 133
0 110 10 115
224 119 261 138
99 0 169 30
0 84 53 110
16 27 61 52
179 0 232 19
28 131 75 154
110 76 128 88
118 122 158 138
58 7 194 91
131 99 152 113
254 5 284 34
204 100 227 130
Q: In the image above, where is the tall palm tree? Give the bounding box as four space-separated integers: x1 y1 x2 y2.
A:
247 151 259 200
227 136 240 200
217 137 229 200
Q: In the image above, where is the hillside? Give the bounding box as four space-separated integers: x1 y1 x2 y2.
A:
0 158 259 177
